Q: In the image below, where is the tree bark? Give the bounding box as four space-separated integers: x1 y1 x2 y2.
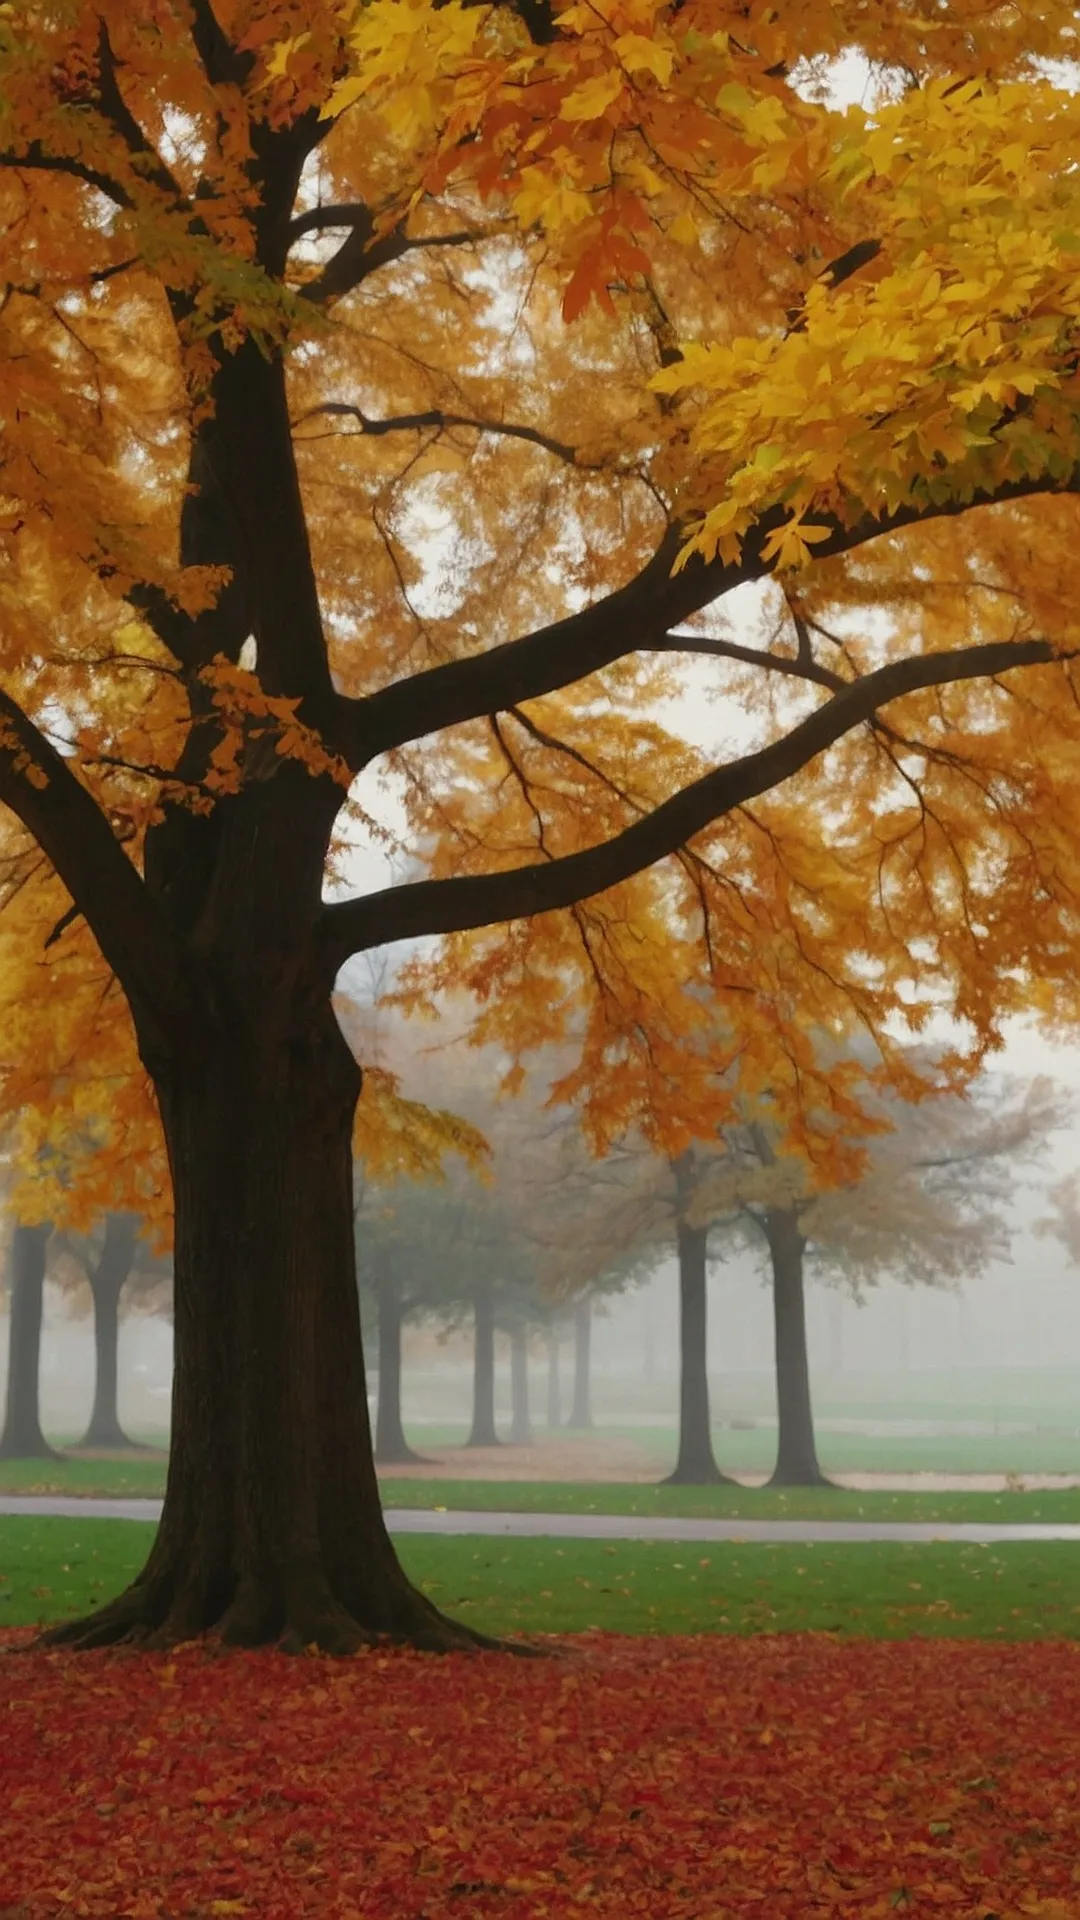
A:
373 1274 427 1466
39 1001 493 1654
763 1208 831 1488
546 1330 561 1428
663 1212 733 1485
508 1327 533 1445
565 1292 593 1429
466 1277 500 1447
0 1222 57 1460
82 1214 141 1450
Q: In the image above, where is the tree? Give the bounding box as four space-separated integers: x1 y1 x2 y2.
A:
56 1214 172 1451
0 1219 55 1460
4 4 1080 1653
699 1072 1068 1486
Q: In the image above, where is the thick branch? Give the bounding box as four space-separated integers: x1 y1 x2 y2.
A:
293 400 578 464
346 470 1080 765
320 636 1058 966
0 145 131 207
0 687 188 1037
296 213 485 304
187 0 255 86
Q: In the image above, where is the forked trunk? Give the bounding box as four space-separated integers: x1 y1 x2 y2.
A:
764 1208 830 1488
565 1292 593 1429
663 1217 732 1485
39 1005 493 1654
0 1222 57 1460
83 1214 140 1451
373 1274 427 1466
466 1277 500 1447
508 1327 533 1445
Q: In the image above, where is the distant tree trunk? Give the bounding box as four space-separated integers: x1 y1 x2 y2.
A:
763 1208 830 1488
546 1330 561 1427
373 1274 427 1466
82 1214 140 1450
508 1328 533 1445
0 1222 57 1460
565 1293 593 1429
466 1278 499 1447
663 1208 732 1485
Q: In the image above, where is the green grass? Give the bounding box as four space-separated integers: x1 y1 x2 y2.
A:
8 1428 1080 1499
0 1453 169 1497
382 1478 1080 1524
1 1517 1079 1640
5 1457 1080 1523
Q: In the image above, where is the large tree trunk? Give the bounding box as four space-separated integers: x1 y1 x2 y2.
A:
466 1277 500 1447
663 1213 733 1485
40 1003 491 1654
546 1329 561 1427
565 1292 593 1429
764 1208 831 1488
508 1328 533 1445
0 1222 57 1460
82 1214 141 1451
373 1275 427 1466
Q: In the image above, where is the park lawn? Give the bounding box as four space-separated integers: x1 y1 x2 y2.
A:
5 1455 1080 1521
383 1477 1080 1524
0 1452 170 1497
1 1516 1078 1638
4 1457 1080 1522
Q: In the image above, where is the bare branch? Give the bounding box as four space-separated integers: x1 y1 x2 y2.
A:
320 635 1063 967
293 399 578 465
653 628 846 693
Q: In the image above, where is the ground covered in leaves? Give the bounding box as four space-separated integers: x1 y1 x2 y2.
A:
3 1630 1080 1919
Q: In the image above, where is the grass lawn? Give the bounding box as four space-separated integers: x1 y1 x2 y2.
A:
9 1417 1080 1493
382 1477 1080 1524
5 1451 1080 1522
2 1515 1078 1639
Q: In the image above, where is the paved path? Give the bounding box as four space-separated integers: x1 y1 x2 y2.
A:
3 1495 1080 1544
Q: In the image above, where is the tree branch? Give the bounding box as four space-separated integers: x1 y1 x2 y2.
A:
0 145 131 208
187 0 255 87
653 629 846 693
292 400 578 464
0 687 189 1038
295 212 486 304
320 636 1060 967
344 470 1080 766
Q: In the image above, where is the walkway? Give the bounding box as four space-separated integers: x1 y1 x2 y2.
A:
3 1496 1080 1544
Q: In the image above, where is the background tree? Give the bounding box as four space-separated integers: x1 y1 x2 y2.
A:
53 1216 173 1452
692 1071 1068 1485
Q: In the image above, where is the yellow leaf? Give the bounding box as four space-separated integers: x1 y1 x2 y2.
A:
669 211 698 247
560 70 624 123
760 518 833 570
613 34 674 85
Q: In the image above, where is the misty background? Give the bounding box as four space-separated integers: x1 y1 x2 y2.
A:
6 1006 1080 1476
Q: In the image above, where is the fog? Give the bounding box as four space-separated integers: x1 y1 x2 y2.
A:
5 1221 1080 1451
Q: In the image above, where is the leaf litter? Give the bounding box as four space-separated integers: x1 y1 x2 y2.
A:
2 1629 1079 1917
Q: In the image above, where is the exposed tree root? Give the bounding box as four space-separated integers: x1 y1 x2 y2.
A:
14 1571 546 1659
767 1466 833 1489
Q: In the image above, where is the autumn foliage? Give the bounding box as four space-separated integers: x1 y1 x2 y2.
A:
4 1630 1080 1918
